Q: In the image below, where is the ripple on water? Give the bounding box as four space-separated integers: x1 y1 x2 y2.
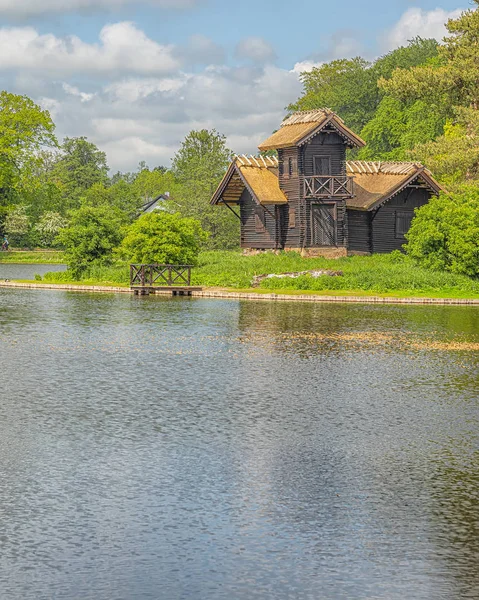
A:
0 291 478 599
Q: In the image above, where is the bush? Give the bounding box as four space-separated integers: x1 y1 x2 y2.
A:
56 205 126 277
405 189 479 277
119 212 208 265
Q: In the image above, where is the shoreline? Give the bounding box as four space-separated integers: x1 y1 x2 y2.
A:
1 280 479 305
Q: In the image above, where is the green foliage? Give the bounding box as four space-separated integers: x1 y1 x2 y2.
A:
171 129 239 250
120 211 208 265
358 97 445 159
406 189 479 277
290 57 377 132
380 3 479 185
0 91 57 204
34 211 68 247
41 250 479 298
52 137 109 209
57 205 126 277
412 108 479 187
4 205 30 246
0 251 64 263
289 38 439 134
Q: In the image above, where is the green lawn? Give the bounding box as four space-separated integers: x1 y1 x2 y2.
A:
24 250 479 299
0 250 65 264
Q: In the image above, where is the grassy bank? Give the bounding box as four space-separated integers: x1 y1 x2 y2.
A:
0 250 65 264
33 251 479 299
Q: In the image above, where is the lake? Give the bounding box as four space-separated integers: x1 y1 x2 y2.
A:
0 263 67 280
0 286 478 599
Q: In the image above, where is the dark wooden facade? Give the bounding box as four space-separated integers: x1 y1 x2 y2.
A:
239 189 279 249
347 188 431 254
211 109 442 254
276 129 350 250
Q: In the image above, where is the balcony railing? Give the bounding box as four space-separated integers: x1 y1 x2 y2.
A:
304 175 354 198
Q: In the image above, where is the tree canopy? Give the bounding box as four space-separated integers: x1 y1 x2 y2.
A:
171 129 239 249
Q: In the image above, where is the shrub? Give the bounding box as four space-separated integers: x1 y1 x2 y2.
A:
56 205 126 277
4 205 30 246
119 212 208 266
34 211 68 247
405 188 479 277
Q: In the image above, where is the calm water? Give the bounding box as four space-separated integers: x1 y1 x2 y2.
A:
0 286 478 600
0 263 66 280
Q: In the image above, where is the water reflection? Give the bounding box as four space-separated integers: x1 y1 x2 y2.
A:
0 291 478 599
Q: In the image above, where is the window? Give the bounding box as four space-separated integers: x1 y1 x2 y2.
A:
289 207 296 229
255 207 266 233
395 211 414 238
314 155 331 175
288 157 294 177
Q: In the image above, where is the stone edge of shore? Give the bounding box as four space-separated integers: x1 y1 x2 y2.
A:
1 281 479 305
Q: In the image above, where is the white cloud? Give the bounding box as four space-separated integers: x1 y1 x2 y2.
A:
385 7 464 51
62 83 95 103
291 60 323 74
175 34 225 66
235 37 276 63
0 0 197 17
39 64 301 171
0 22 179 75
0 21 302 172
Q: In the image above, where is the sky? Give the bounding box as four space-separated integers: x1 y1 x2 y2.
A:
0 0 466 172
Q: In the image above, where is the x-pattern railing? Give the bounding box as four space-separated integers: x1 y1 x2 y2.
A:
305 175 354 198
130 264 192 287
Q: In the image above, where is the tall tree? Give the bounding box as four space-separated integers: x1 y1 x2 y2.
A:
380 4 479 185
0 92 57 205
171 129 238 249
53 137 109 208
289 38 439 134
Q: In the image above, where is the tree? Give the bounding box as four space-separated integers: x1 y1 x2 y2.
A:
405 188 479 276
171 129 238 249
358 97 445 159
0 92 57 205
120 212 208 265
4 205 30 246
57 205 126 277
288 38 439 134
34 211 67 247
380 4 479 186
53 137 109 209
289 58 377 133
132 168 178 206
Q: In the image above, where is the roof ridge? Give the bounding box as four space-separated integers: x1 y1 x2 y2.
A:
346 160 424 175
281 108 345 127
234 154 278 168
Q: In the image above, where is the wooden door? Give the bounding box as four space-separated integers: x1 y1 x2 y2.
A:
311 204 336 246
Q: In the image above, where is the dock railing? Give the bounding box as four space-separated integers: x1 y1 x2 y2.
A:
130 264 193 287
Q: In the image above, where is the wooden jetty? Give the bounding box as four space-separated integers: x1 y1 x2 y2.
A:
130 264 202 296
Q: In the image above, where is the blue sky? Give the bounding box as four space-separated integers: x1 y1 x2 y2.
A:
0 0 465 170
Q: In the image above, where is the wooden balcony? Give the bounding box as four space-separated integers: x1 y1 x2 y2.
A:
304 175 354 198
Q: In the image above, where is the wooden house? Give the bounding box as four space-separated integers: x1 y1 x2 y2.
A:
210 109 443 254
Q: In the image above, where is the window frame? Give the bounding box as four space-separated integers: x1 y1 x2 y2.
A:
395 210 414 239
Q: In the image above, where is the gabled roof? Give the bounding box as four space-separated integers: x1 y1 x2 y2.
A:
140 193 170 213
258 109 366 151
210 156 288 206
346 161 443 211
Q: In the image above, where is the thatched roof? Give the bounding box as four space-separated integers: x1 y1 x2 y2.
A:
210 158 442 210
210 155 287 206
346 161 443 210
258 109 366 151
